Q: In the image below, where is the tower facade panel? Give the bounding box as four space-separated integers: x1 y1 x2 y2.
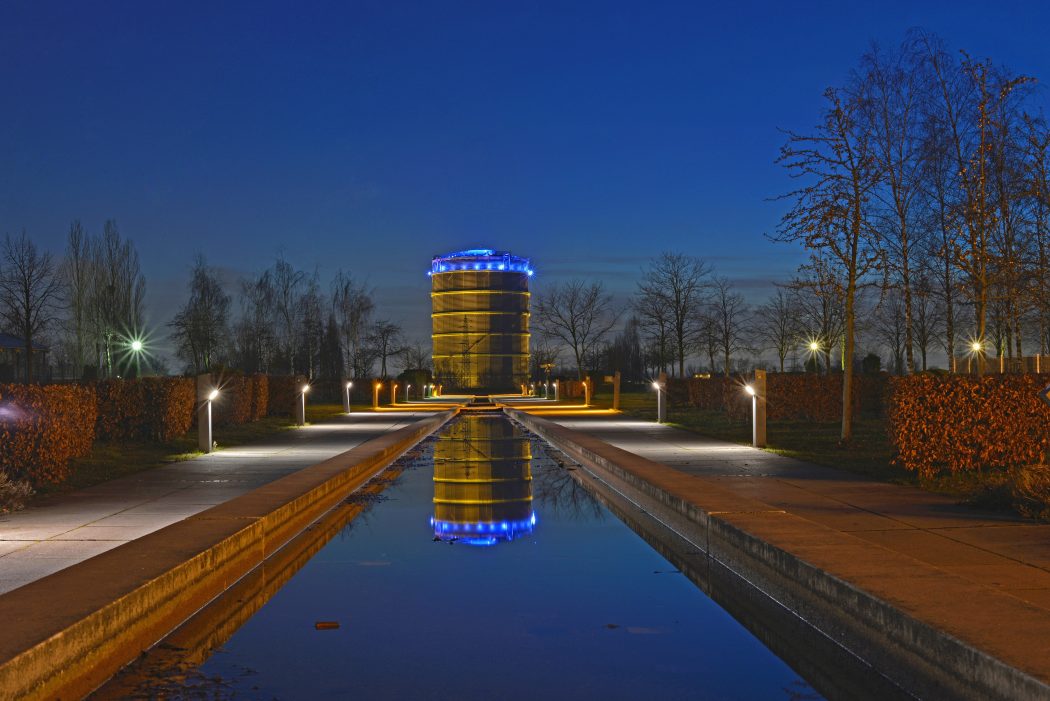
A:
430 250 531 393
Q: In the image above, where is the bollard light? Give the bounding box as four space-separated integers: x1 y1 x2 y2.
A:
652 380 665 423
747 371 767 448
199 386 220 453
296 384 310 426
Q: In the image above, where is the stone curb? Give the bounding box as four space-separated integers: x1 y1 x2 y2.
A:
508 408 1050 701
0 409 456 700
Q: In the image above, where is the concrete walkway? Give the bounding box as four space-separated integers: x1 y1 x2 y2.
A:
520 410 1050 696
0 411 431 595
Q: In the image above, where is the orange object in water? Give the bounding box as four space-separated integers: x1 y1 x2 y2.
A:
314 621 340 630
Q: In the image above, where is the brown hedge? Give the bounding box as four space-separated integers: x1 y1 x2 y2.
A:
250 374 268 420
0 384 97 486
267 375 305 418
214 376 253 427
674 373 886 421
888 374 1050 477
95 378 195 442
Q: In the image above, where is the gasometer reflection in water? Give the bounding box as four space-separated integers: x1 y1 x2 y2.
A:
94 412 822 700
431 413 536 545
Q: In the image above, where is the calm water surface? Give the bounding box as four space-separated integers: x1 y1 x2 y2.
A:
104 414 821 700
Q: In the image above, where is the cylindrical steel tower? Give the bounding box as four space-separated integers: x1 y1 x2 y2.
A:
429 248 531 394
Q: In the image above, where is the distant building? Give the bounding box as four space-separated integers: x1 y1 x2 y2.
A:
0 333 50 383
429 248 532 394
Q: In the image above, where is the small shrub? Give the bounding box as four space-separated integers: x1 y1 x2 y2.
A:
0 471 34 513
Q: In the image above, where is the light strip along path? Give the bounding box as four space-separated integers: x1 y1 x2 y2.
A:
514 408 1050 696
0 411 431 596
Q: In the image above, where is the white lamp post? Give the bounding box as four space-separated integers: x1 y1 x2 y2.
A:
344 381 353 414
653 380 665 423
746 370 767 448
296 384 310 426
406 383 411 402
197 373 219 453
553 380 559 402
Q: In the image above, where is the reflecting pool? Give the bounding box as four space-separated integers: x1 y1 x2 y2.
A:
96 413 821 700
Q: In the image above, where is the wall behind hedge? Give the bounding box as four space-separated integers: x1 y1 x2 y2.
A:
888 374 1050 477
0 384 97 485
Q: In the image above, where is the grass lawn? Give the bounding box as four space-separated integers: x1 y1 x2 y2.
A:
606 389 909 483
593 387 1048 519
35 403 359 498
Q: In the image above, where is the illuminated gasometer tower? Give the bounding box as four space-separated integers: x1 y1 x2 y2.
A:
429 248 532 394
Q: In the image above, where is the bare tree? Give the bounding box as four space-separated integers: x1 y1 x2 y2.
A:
331 271 375 379
169 255 231 374
708 276 751 376
535 279 620 380
90 220 146 377
920 33 1031 372
635 252 710 377
398 339 431 373
775 87 883 442
860 40 926 373
367 319 403 380
753 288 799 372
1025 115 1050 355
61 220 94 377
0 232 62 383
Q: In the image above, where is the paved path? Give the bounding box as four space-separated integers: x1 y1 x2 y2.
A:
0 411 431 595
539 413 1050 610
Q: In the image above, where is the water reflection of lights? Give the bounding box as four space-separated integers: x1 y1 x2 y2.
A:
430 513 537 546
431 414 535 546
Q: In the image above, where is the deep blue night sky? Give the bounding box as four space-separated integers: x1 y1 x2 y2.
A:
2 1 1049 345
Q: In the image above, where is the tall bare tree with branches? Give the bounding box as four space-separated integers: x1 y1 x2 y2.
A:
535 279 619 380
635 252 710 377
775 87 883 442
0 232 62 383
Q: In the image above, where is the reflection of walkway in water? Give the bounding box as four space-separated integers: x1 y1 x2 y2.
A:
431 414 535 545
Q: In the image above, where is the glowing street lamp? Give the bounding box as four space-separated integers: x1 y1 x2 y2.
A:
406 383 412 402
652 379 666 423
197 379 219 453
582 379 590 406
344 381 353 414
391 383 398 405
373 381 382 410
553 380 559 402
746 370 767 448
296 384 310 426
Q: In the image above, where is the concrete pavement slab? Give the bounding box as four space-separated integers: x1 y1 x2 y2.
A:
0 411 432 595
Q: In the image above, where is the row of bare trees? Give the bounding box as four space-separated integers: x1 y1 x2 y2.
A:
168 254 423 382
775 30 1050 441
